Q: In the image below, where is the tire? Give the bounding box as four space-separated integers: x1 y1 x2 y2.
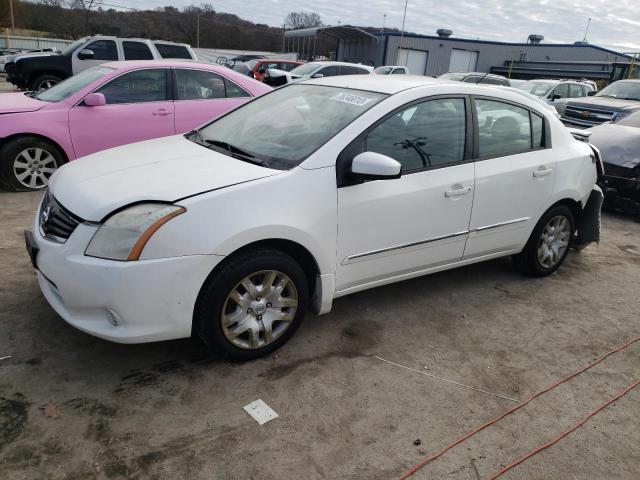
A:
0 136 66 192
195 249 309 360
31 74 61 91
512 204 575 277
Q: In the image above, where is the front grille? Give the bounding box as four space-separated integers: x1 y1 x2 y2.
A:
39 190 83 242
564 105 615 125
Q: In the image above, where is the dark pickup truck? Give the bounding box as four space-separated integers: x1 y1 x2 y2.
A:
560 79 640 128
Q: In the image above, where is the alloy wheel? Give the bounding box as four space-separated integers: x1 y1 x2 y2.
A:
221 270 298 350
13 147 58 190
537 215 570 269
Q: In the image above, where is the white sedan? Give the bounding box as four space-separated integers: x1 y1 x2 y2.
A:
27 76 603 359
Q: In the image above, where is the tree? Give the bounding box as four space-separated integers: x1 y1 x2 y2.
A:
284 11 322 30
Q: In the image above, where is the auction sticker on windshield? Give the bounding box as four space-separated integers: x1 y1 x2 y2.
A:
331 92 373 107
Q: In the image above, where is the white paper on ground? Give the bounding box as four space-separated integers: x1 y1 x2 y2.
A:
243 399 279 425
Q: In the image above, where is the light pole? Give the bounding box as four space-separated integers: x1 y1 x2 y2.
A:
382 13 387 33
196 12 200 48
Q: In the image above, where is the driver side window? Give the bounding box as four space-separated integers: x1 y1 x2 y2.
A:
366 98 467 173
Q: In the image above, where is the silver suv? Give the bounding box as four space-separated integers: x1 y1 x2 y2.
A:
517 79 596 106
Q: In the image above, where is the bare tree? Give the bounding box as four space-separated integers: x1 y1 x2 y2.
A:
284 11 323 30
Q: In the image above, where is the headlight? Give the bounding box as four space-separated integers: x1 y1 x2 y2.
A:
612 111 631 123
86 203 185 261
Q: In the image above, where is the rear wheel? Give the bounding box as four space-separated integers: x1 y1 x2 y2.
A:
513 204 574 277
31 74 61 91
195 249 308 360
0 136 66 191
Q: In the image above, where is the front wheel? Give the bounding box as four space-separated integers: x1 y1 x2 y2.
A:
513 204 575 277
31 74 62 91
195 249 309 360
0 136 66 191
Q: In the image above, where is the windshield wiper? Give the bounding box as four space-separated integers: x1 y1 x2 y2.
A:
204 139 266 166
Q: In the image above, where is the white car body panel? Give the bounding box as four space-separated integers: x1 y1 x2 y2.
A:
31 76 598 344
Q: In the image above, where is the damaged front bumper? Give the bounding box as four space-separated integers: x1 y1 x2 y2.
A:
598 174 640 217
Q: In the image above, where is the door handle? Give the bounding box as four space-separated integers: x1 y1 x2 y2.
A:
533 167 553 178
444 186 472 197
152 109 172 116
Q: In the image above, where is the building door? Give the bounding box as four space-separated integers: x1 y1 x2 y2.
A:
449 49 479 72
397 48 428 75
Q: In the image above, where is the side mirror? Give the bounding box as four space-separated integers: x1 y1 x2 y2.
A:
551 94 562 101
311 73 324 79
77 49 95 60
587 90 596 96
84 92 106 106
351 151 401 180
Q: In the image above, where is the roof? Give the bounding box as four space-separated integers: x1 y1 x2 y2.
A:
301 74 452 94
374 32 632 59
284 25 377 42
102 59 222 70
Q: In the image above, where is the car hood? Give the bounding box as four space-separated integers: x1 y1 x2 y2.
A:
50 135 283 221
0 92 48 114
589 123 640 169
566 96 640 112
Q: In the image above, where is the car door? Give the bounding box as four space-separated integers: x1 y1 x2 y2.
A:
464 97 555 259
71 39 118 74
68 68 174 158
335 97 474 292
172 68 252 133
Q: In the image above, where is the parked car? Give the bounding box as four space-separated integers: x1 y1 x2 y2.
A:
517 79 596 109
374 66 410 75
507 79 526 88
0 60 270 191
560 79 640 128
264 61 373 87
234 59 302 82
5 35 196 91
494 86 561 118
223 55 266 67
588 110 640 217
1 48 57 73
25 75 602 359
438 72 511 86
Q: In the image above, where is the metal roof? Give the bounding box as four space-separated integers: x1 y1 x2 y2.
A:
284 25 377 41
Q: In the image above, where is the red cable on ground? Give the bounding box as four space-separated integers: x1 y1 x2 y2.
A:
487 378 640 480
398 335 640 480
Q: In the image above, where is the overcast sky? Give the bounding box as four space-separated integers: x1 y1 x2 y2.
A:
126 0 640 52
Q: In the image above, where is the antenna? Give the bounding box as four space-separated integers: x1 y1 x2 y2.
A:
582 17 592 43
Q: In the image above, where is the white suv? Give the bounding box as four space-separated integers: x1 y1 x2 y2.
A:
27 76 603 359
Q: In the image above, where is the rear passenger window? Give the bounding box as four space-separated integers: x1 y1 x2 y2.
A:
475 99 532 157
155 44 191 59
175 69 226 99
123 41 153 60
366 98 467 173
531 112 544 148
224 79 251 98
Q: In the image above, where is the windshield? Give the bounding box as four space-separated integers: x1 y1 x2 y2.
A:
439 73 466 81
191 84 388 170
289 63 321 76
61 37 88 56
597 81 640 101
35 66 114 102
374 66 393 75
517 81 557 97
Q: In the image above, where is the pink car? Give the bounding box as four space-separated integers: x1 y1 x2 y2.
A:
0 60 271 191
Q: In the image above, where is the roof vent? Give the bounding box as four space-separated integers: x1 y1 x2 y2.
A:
574 40 589 45
437 29 453 38
527 34 544 44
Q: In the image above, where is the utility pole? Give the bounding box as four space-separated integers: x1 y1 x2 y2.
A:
196 12 200 48
398 0 408 64
9 0 15 35
282 24 286 53
381 14 387 33
582 17 591 43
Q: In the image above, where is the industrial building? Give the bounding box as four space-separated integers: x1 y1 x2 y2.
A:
283 26 637 81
